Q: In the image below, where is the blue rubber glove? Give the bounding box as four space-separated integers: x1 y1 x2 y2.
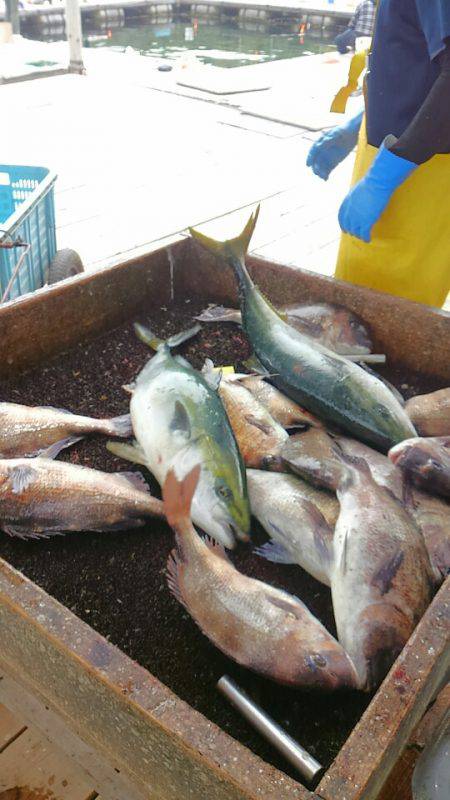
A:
306 111 363 181
338 139 417 243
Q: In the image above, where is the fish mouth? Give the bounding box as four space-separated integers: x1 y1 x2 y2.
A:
230 521 250 544
201 509 238 549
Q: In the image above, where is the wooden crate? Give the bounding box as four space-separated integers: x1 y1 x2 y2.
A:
0 237 449 800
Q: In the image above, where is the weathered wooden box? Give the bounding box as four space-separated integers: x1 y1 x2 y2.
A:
0 237 449 800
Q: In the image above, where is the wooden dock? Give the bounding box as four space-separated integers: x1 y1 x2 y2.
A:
1 682 448 800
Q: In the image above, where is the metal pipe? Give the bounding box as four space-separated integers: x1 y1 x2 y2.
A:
217 675 323 784
1 244 30 304
66 0 85 75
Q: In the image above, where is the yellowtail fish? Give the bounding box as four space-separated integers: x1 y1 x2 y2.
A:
109 326 250 549
164 465 358 690
190 210 415 451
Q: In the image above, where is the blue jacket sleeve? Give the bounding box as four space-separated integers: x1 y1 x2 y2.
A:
415 0 450 60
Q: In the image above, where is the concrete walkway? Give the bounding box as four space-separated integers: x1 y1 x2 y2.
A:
1 45 356 276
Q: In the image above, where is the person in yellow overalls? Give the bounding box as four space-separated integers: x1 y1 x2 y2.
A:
307 0 450 308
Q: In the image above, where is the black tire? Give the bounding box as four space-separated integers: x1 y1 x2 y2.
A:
47 248 84 285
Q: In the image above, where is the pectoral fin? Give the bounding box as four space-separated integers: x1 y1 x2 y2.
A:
255 540 297 565
7 464 39 494
170 401 191 438
3 524 63 540
39 436 83 459
106 440 148 466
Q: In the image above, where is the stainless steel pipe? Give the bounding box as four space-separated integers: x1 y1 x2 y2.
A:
217 675 323 783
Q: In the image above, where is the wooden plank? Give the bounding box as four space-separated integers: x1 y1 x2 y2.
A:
0 562 311 800
376 683 450 800
0 670 151 800
0 704 26 752
316 581 450 800
0 728 97 799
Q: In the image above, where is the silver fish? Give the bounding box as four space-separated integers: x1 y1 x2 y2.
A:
164 466 358 690
0 402 132 458
331 455 433 690
283 429 450 583
195 303 372 355
234 375 324 430
405 388 450 437
205 365 288 470
389 437 450 500
247 469 337 585
0 458 164 539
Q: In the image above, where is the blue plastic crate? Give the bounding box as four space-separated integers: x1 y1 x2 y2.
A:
0 164 57 302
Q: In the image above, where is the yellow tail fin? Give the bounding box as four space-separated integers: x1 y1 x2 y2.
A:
189 206 260 264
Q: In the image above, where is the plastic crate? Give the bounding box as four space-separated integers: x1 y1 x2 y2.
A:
0 164 57 301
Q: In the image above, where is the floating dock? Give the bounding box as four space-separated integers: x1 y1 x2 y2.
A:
3 1 353 39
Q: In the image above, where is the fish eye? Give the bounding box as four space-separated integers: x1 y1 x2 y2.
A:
215 480 232 500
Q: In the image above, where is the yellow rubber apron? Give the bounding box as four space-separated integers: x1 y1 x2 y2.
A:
335 119 450 309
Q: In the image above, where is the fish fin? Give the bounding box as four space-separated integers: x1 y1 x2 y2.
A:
203 535 231 562
3 524 63 540
90 519 147 532
244 414 273 436
166 549 188 608
134 322 200 351
338 529 349 575
201 359 222 391
266 593 305 620
190 206 260 263
116 471 151 493
7 464 39 494
163 465 201 530
371 550 405 595
134 323 163 350
359 364 405 405
106 413 133 438
122 382 136 395
167 324 201 348
255 540 297 565
39 435 84 459
194 305 240 324
170 401 191 438
242 355 269 375
106 440 148 466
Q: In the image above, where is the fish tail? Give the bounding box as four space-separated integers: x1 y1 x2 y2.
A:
189 206 260 266
134 322 200 351
163 465 201 532
134 323 164 350
103 413 133 438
